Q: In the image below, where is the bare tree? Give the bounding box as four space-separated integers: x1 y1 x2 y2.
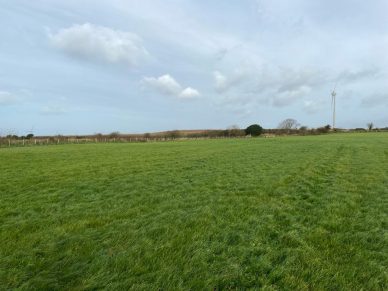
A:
278 119 300 130
227 125 244 137
367 122 374 131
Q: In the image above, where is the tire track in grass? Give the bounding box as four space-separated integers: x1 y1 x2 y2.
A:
264 141 387 289
179 142 338 289
328 140 388 290
244 143 369 289
173 140 340 289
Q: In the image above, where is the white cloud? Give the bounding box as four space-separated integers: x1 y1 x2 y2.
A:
180 87 200 99
143 74 200 99
49 23 148 67
143 74 182 95
0 91 19 105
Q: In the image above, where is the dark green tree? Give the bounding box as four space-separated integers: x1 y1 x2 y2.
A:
245 124 263 136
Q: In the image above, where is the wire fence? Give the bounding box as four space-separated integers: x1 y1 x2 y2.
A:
0 135 251 148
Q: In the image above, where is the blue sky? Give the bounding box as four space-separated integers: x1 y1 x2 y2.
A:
1 0 387 135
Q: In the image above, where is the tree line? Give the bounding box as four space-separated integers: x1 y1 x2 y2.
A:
1 119 387 146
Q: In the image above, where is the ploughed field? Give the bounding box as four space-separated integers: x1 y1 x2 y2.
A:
1 133 387 290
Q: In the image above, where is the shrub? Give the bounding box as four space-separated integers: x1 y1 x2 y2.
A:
109 132 120 138
316 125 331 134
167 130 181 139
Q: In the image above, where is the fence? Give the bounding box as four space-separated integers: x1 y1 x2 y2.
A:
0 135 251 148
2 129 386 149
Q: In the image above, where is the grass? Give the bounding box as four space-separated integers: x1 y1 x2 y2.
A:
0 133 387 290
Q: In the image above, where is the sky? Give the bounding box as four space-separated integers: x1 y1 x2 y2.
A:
1 0 388 135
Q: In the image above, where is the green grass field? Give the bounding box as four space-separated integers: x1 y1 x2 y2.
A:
1 133 387 290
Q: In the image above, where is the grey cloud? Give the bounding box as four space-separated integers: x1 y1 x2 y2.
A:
272 85 312 107
337 68 380 83
276 69 326 93
303 99 326 114
361 94 388 108
221 65 383 110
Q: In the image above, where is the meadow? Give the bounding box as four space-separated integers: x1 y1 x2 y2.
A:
0 133 387 290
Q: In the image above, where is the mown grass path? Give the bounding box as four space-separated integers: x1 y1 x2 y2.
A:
1 133 387 289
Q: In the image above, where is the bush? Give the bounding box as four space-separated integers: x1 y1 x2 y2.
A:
245 124 263 136
167 130 181 139
299 126 308 131
109 132 120 138
316 125 331 134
